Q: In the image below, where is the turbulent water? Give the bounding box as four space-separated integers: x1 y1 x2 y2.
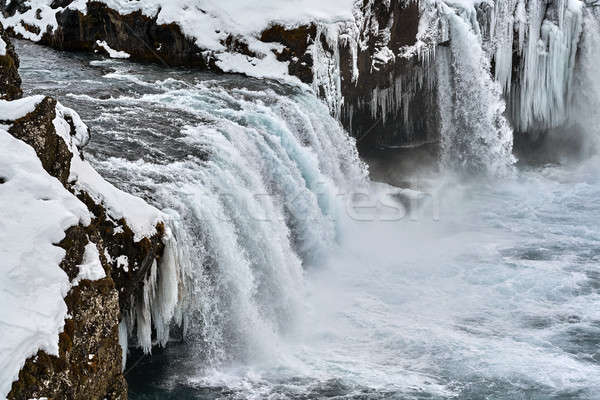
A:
17 39 600 400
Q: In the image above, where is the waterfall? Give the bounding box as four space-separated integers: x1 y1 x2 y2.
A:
435 3 515 174
89 79 368 363
570 6 600 143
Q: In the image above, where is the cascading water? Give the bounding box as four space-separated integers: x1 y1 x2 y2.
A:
29 60 368 366
435 3 515 174
101 84 368 364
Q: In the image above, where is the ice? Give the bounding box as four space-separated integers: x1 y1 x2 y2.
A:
118 320 128 372
514 0 584 132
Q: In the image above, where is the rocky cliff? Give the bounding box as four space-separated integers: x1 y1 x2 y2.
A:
0 29 175 399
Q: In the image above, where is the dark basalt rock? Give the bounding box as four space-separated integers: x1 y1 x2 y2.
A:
0 25 23 100
339 0 438 153
44 1 208 68
8 97 73 185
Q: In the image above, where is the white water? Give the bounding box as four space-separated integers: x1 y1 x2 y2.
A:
75 75 370 364
436 5 515 174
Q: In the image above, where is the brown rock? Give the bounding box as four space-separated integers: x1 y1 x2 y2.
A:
0 25 23 100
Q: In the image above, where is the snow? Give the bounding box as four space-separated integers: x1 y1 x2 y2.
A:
0 95 45 121
0 0 355 85
0 36 6 56
98 0 355 51
72 243 106 286
96 40 130 59
214 40 299 84
0 129 90 398
116 255 129 272
51 101 164 242
69 153 164 242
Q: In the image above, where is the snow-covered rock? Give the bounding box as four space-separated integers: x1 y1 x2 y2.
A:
0 127 90 398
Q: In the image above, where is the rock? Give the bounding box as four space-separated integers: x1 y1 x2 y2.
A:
8 97 73 185
339 0 438 152
44 2 208 68
0 25 23 100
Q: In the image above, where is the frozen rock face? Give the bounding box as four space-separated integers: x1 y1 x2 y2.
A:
338 0 439 151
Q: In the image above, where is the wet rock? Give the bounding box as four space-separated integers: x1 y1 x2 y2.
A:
8 97 73 185
0 25 23 100
44 2 208 68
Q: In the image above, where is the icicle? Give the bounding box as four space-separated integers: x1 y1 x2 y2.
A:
118 320 128 372
311 24 343 118
514 0 584 132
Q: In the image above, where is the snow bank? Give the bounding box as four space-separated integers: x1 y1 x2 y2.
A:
0 95 45 121
0 129 90 398
98 0 355 51
0 0 355 85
